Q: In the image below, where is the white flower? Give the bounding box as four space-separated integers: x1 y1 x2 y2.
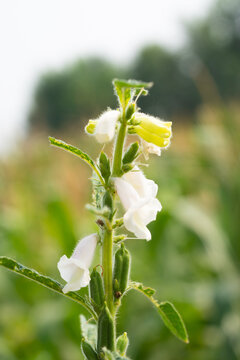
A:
85 110 120 143
142 140 161 159
128 112 172 151
114 167 162 241
58 233 98 293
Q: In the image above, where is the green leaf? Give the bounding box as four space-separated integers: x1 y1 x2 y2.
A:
0 256 97 319
99 152 111 183
122 142 140 165
129 282 189 343
80 315 97 347
113 82 131 109
158 302 189 344
113 79 153 90
113 79 153 110
49 137 105 186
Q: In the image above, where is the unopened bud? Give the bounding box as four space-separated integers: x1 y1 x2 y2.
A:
122 142 139 165
122 163 134 174
116 332 129 356
85 120 97 135
99 152 111 183
126 103 136 120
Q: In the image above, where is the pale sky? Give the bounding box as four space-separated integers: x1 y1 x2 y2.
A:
0 0 215 154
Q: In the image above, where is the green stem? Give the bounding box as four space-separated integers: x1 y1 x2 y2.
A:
112 113 127 176
99 106 128 351
102 228 114 314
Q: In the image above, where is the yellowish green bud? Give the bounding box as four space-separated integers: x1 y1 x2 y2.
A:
116 332 129 356
85 120 97 135
129 112 172 149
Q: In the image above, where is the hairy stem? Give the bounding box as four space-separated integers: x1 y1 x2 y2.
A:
112 112 127 176
100 105 128 351
102 228 114 314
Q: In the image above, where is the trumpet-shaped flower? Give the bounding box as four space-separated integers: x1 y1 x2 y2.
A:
114 167 162 241
85 109 120 143
142 140 161 158
58 233 98 293
129 112 172 150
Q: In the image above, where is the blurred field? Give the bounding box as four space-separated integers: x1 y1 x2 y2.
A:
0 101 239 360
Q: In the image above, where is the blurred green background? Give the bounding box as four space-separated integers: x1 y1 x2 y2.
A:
1 0 240 359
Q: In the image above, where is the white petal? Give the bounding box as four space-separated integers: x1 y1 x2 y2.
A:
114 167 161 241
123 167 158 198
124 211 151 240
114 177 140 210
142 140 161 158
123 197 162 241
57 255 85 282
57 233 98 293
72 233 98 268
94 110 120 143
62 269 90 293
138 198 162 225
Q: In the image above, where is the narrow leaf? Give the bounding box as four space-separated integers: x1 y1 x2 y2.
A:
49 137 104 185
129 282 189 343
158 302 189 344
113 79 153 90
80 315 97 347
0 256 97 319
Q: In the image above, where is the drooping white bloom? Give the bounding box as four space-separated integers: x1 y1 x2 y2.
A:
142 140 161 159
58 233 98 293
114 167 162 241
85 110 120 143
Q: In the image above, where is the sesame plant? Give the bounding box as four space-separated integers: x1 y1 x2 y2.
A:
0 79 188 359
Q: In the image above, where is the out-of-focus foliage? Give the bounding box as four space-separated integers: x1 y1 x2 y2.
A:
29 58 124 131
1 103 240 360
185 0 240 102
28 0 240 131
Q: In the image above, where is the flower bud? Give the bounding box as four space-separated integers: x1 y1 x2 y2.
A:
102 191 113 213
99 152 111 183
129 112 172 149
85 120 97 135
122 142 139 165
116 332 129 356
122 163 134 174
81 338 99 360
58 234 98 293
85 110 120 143
89 268 105 312
125 102 136 120
97 303 115 352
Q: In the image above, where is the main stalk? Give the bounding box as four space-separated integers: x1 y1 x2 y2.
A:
100 108 127 352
